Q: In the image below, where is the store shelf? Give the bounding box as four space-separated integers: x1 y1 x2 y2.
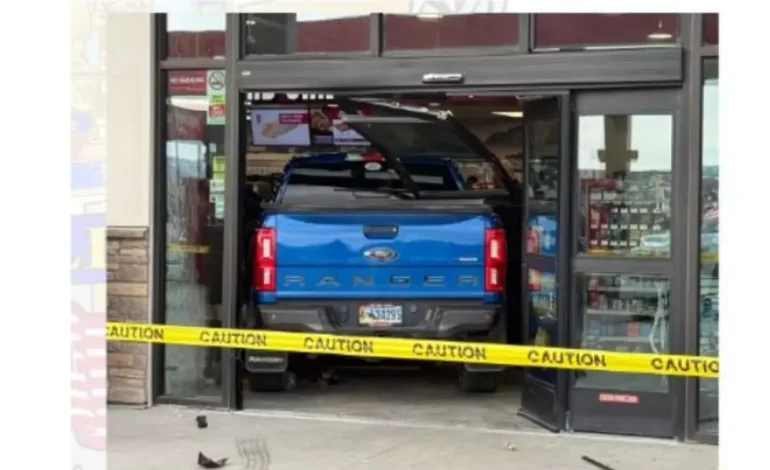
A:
584 336 655 344
585 308 640 317
575 273 671 396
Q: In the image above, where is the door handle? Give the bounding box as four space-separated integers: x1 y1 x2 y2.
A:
363 225 399 239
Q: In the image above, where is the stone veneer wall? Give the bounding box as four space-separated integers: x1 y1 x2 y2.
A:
106 227 151 405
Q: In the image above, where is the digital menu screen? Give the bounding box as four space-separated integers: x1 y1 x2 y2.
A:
250 107 312 146
249 105 370 147
308 106 370 146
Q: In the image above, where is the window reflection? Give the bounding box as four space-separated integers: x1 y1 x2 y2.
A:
383 13 519 50
243 13 370 55
166 14 225 59
534 14 679 50
703 14 719 45
578 115 673 257
698 61 719 434
163 70 226 399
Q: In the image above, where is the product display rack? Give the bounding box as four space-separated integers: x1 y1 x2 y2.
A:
582 176 671 256
579 273 670 392
569 273 674 438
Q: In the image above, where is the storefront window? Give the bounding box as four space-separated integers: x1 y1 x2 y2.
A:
162 69 226 398
534 14 679 50
698 60 719 433
703 14 719 45
577 114 673 257
383 13 519 51
166 14 225 59
243 13 370 55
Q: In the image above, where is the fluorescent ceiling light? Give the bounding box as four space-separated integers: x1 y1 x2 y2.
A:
492 111 523 119
169 96 209 112
648 20 673 40
648 31 673 40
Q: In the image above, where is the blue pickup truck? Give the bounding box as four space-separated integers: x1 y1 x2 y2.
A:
244 99 520 393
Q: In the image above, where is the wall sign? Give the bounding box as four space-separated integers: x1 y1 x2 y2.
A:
206 70 226 125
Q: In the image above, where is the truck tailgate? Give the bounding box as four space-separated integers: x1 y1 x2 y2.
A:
265 211 496 300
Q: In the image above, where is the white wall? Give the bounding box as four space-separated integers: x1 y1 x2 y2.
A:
106 13 153 228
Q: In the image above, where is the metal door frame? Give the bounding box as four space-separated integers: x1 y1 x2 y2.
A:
517 92 572 431
223 93 681 418
216 16 686 415
225 85 577 419
568 89 684 438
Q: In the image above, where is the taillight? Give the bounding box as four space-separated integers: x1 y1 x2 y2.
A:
254 228 276 291
484 228 506 292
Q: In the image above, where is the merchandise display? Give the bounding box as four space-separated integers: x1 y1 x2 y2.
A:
526 215 557 256
581 174 671 256
575 273 670 394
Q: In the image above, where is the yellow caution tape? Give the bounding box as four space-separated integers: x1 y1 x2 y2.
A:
106 322 719 379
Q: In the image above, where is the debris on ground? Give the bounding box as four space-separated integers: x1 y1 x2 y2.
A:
196 415 208 429
198 451 228 469
505 442 517 451
581 455 616 470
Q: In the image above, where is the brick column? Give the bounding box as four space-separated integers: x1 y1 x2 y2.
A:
106 227 151 405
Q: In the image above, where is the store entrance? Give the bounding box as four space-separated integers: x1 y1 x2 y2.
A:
233 90 571 433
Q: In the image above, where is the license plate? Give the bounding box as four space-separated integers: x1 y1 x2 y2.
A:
358 304 403 326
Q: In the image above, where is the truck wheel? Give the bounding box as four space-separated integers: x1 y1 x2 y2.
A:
247 372 295 392
458 369 500 394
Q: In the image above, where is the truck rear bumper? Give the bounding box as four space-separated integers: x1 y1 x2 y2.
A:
246 299 505 373
256 299 503 339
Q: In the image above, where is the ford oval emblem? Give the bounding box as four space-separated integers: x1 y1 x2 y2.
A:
364 246 397 262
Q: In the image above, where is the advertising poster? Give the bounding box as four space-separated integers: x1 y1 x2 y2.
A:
250 107 312 146
526 215 558 256
206 70 226 126
308 106 369 146
167 106 205 141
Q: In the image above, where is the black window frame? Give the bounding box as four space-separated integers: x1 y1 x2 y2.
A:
682 15 719 445
151 13 231 408
531 13 684 53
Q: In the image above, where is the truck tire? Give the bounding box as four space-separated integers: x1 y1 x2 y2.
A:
247 372 295 393
458 369 500 394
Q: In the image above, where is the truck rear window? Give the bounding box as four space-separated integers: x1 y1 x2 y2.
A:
281 160 460 203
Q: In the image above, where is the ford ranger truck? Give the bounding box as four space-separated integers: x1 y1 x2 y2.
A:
245 98 521 393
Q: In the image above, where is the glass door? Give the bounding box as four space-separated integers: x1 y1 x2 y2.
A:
569 90 679 438
518 94 570 431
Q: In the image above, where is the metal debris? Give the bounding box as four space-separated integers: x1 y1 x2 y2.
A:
582 455 616 470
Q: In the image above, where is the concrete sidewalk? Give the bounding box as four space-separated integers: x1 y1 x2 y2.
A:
108 405 717 470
